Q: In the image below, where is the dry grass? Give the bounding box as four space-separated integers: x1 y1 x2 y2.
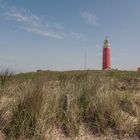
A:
0 70 140 139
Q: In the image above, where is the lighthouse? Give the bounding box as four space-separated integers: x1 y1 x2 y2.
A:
102 38 111 70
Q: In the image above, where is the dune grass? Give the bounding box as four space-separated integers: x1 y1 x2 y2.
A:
0 70 140 139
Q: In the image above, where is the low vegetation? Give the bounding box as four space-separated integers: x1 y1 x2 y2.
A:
0 70 140 139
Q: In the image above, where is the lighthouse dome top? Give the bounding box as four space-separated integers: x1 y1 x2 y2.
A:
104 37 110 48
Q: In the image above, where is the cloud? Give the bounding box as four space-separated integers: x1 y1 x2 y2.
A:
80 11 97 25
4 6 61 30
22 27 85 40
1 5 85 40
5 8 40 26
22 27 64 39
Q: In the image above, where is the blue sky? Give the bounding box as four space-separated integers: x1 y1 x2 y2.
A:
0 0 140 72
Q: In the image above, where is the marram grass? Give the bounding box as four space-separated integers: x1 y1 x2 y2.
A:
0 70 140 139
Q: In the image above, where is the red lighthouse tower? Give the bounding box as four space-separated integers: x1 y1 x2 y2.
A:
102 38 111 70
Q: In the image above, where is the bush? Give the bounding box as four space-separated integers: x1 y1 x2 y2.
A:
0 69 14 86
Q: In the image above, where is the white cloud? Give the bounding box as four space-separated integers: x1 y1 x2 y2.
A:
22 27 64 39
21 27 85 40
5 6 48 28
1 5 85 40
80 11 97 25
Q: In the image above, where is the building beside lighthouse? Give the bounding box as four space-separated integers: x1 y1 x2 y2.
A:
102 38 111 70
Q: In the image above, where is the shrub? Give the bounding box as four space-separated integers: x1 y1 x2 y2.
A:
0 69 14 86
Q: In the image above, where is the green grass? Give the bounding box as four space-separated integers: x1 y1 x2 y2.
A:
0 70 140 139
16 69 140 80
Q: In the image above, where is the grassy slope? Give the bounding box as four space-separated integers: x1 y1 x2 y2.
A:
16 70 140 80
0 70 140 139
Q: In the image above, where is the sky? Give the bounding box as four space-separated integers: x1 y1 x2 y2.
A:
0 0 140 72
